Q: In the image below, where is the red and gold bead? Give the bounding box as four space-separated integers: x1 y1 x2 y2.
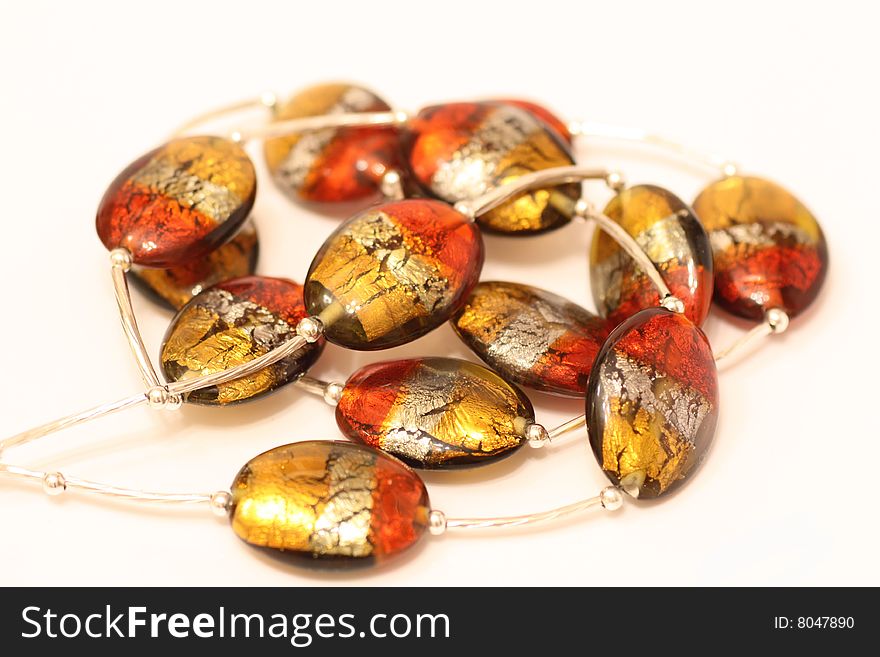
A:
161 276 323 405
336 358 533 468
407 102 579 234
590 184 714 326
96 136 256 267
692 175 828 320
229 441 429 566
587 308 719 498
452 281 611 397
304 199 483 350
130 219 258 310
495 98 572 143
263 83 402 207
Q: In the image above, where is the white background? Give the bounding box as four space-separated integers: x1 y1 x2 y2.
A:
1 0 877 586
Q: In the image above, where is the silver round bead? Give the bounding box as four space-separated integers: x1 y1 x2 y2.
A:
380 170 402 198
296 316 324 343
109 248 132 271
323 382 345 406
146 386 181 411
606 171 625 192
600 486 624 511
661 294 685 314
453 201 474 219
721 161 740 178
209 490 232 517
766 308 790 334
525 422 549 449
42 472 67 496
574 198 591 218
427 510 447 536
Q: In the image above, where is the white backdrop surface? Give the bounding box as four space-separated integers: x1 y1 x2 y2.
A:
0 0 877 586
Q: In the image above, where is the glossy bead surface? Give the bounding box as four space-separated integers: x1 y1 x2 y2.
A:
495 99 572 143
304 199 483 350
96 136 256 267
407 102 579 235
451 281 611 397
586 308 719 499
590 185 714 326
263 83 402 206
692 175 828 320
230 441 429 567
336 358 534 469
130 219 258 310
161 276 323 405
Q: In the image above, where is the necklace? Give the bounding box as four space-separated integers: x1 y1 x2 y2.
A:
0 83 827 568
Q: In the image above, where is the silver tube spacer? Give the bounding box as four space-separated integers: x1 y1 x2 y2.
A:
209 490 232 517
600 486 624 511
42 472 67 496
525 422 550 449
109 248 132 272
661 294 685 314
296 316 324 343
766 308 790 334
147 386 183 411
428 510 447 535
323 382 345 406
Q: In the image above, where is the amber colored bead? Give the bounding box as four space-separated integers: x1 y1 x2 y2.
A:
495 99 572 143
406 102 579 235
587 308 719 499
692 176 828 321
130 219 258 310
161 276 323 405
336 358 533 469
452 281 612 397
304 199 483 350
230 441 429 567
590 184 714 326
263 83 402 206
96 136 256 268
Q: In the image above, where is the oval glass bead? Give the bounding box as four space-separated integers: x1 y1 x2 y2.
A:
452 281 611 397
130 219 259 310
263 83 402 206
96 136 256 267
692 175 828 321
161 276 323 405
230 441 429 567
495 99 572 143
586 308 719 499
304 199 483 350
336 357 534 469
407 102 580 235
590 184 714 326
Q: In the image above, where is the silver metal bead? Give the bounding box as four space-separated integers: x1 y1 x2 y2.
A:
606 171 626 192
766 308 790 334
661 294 685 314
525 422 550 449
146 386 182 411
428 510 447 536
259 90 278 110
380 170 403 200
42 472 67 496
574 198 591 218
323 382 345 406
296 316 324 343
209 490 232 517
453 201 474 219
599 486 624 511
721 161 740 178
109 248 132 271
